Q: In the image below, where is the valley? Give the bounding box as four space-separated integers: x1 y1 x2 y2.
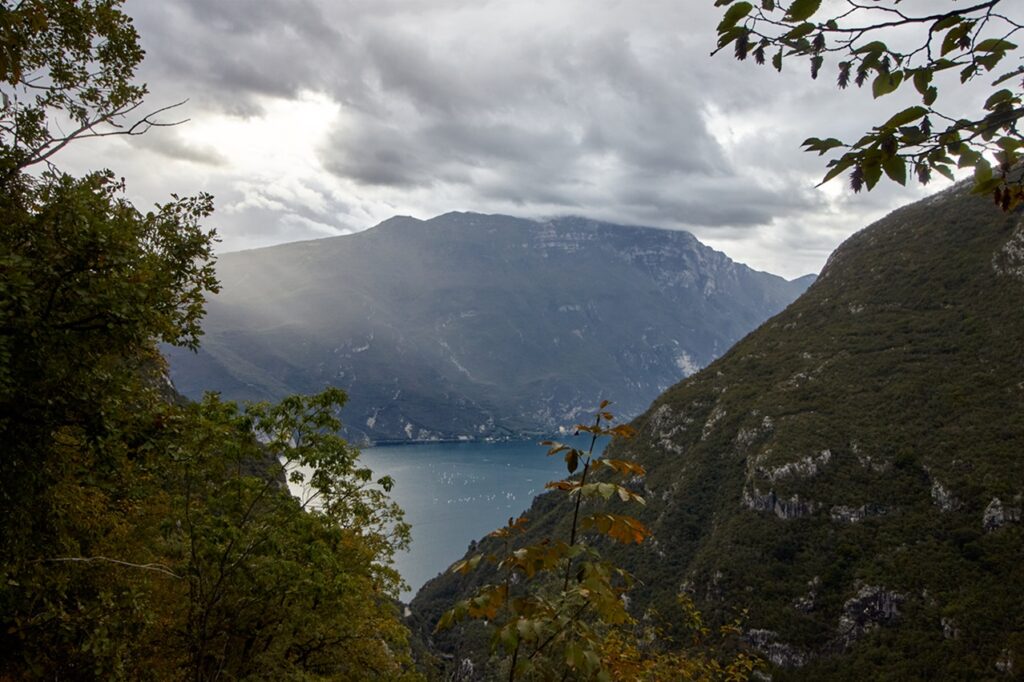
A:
412 181 1024 679
8 1 1024 679
166 212 813 443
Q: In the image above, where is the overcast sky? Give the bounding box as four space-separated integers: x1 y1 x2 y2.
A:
58 0 1006 278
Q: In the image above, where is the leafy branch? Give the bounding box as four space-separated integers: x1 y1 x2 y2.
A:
437 400 656 680
713 0 1024 208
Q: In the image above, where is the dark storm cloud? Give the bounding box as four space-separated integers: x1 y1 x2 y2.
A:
111 0 988 270
129 1 352 112
307 8 788 229
615 182 819 228
124 0 793 229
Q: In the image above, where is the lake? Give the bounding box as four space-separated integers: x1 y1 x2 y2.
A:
357 438 605 600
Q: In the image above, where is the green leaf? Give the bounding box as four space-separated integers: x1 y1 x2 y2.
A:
852 132 877 149
802 137 845 155
853 40 887 55
976 39 1018 53
985 88 1015 110
762 0 775 9
993 66 1024 86
784 0 821 22
772 48 783 71
863 158 883 190
883 106 928 129
784 22 815 40
872 72 903 98
717 25 747 48
566 641 585 669
912 69 932 95
997 137 1022 153
957 147 982 168
899 125 927 146
941 22 974 56
976 52 1005 72
718 2 753 33
974 177 1003 195
499 624 519 651
883 156 907 186
931 16 962 32
974 158 993 185
819 154 856 185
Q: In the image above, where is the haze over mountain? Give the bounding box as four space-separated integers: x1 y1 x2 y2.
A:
166 212 813 443
412 184 1024 678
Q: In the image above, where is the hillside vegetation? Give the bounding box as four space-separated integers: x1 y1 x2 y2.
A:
412 181 1024 679
0 3 418 678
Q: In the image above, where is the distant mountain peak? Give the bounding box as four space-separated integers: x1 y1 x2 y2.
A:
167 211 812 444
372 214 424 230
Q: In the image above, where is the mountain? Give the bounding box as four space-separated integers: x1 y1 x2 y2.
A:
410 185 1024 678
166 213 812 443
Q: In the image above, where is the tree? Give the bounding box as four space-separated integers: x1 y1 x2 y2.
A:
437 404 759 681
0 164 217 560
166 391 415 680
0 0 181 179
713 0 1024 209
0 2 420 678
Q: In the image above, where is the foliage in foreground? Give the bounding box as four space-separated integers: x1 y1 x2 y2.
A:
713 0 1024 208
0 1 419 677
0 164 420 680
435 405 760 681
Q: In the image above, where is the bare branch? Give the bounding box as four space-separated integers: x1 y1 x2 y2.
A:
18 99 191 173
821 0 1002 34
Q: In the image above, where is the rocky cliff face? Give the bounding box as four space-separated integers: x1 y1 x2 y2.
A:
411 185 1024 679
166 212 810 443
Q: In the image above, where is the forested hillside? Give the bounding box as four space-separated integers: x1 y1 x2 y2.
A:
412 180 1024 679
6 1 1022 680
0 3 418 678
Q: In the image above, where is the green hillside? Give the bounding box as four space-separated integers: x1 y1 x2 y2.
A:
411 182 1024 679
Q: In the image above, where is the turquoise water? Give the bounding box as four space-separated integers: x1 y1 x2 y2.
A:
358 438 605 600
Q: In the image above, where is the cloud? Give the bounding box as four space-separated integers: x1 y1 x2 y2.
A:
127 126 227 166
307 7 785 231
56 0 1003 276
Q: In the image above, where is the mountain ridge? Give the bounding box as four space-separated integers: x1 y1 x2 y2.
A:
166 212 813 443
409 185 1024 678
219 212 816 284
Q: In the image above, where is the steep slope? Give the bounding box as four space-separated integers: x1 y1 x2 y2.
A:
167 213 811 443
411 184 1024 678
